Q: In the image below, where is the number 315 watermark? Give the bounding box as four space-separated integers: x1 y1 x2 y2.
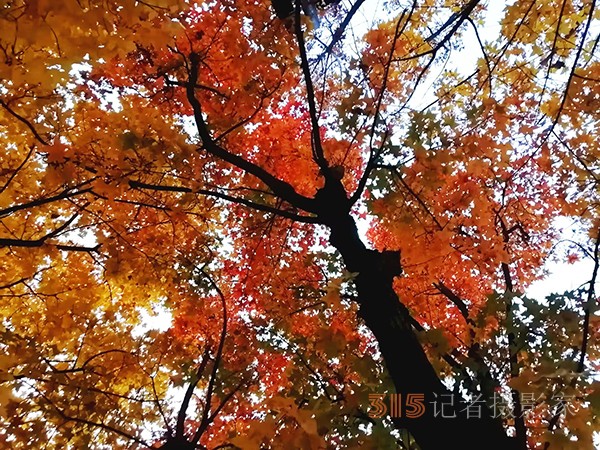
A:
368 393 426 419
368 392 576 419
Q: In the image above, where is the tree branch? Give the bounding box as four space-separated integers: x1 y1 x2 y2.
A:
128 180 320 223
433 281 472 323
0 99 50 145
175 347 211 439
578 228 599 373
0 187 92 219
294 0 327 171
0 145 34 195
0 212 82 249
316 0 367 63
192 272 229 444
184 52 318 214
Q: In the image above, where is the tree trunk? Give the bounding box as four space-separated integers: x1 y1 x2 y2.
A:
318 179 518 450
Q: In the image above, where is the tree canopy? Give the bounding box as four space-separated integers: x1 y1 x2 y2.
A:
0 0 599 449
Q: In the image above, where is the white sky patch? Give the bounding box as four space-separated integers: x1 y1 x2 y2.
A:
132 300 173 337
528 216 598 299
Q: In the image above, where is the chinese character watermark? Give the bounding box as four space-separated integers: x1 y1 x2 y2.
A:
367 392 575 420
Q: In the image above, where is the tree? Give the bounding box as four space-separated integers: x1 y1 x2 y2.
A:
0 0 598 448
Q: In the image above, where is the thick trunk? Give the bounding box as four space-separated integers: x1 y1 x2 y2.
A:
318 180 517 450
